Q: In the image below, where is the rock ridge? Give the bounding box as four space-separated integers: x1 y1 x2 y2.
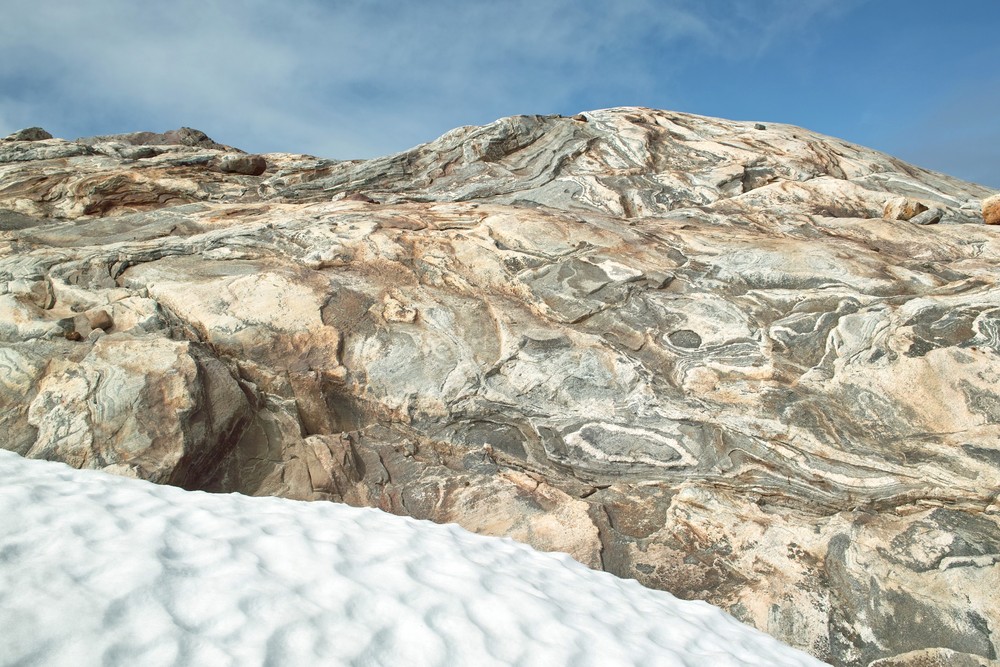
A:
1 108 998 667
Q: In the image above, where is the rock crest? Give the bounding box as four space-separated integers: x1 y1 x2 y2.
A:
3 127 53 142
76 126 236 151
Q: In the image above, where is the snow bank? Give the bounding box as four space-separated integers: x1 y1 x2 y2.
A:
0 451 826 666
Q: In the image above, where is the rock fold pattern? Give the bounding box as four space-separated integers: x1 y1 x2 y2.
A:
1 109 998 667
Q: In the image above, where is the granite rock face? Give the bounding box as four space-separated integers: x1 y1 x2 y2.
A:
1 110 998 666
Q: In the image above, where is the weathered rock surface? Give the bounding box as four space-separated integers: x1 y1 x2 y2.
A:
869 648 999 667
3 127 53 142
76 126 236 151
1 110 998 666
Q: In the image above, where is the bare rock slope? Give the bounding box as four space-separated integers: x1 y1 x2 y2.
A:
1 108 998 667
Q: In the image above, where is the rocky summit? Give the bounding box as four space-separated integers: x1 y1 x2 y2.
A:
1 108 998 667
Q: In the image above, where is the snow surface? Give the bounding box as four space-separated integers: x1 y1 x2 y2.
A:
0 450 827 666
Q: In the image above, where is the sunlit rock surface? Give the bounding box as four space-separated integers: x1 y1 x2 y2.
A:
1 108 997 667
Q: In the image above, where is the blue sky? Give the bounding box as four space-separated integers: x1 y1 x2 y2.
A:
1 0 997 187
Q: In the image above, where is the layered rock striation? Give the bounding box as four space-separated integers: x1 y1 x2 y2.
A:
2 109 998 666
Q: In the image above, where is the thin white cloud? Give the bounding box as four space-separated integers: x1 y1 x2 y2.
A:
718 0 868 58
0 0 874 158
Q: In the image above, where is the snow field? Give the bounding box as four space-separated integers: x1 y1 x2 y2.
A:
0 450 826 666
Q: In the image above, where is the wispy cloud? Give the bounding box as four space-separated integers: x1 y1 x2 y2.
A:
0 0 931 168
1 0 710 155
716 0 867 58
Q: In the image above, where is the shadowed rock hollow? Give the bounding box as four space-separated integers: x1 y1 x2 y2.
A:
1 109 998 667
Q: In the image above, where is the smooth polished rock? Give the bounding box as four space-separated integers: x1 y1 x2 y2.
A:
1 108 998 667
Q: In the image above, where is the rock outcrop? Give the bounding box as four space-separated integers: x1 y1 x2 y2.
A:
3 127 53 142
76 126 237 152
1 110 998 667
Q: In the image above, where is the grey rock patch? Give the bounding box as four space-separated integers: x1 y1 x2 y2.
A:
909 208 944 225
0 209 44 231
3 127 53 142
212 153 267 176
667 329 702 349
77 126 235 151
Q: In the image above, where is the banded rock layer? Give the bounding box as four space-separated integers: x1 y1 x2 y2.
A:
1 109 998 667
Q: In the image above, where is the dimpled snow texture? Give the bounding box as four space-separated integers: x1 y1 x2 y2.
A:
0 451 825 667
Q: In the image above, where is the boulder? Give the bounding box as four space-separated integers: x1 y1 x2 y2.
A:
884 197 929 221
908 207 943 225
85 309 114 331
212 153 267 175
982 193 1000 225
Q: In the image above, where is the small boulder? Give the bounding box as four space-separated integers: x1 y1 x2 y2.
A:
213 153 267 176
885 197 929 221
754 123 767 130
909 208 943 225
982 193 1000 225
71 314 93 338
3 127 53 142
85 309 114 331
341 192 379 204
